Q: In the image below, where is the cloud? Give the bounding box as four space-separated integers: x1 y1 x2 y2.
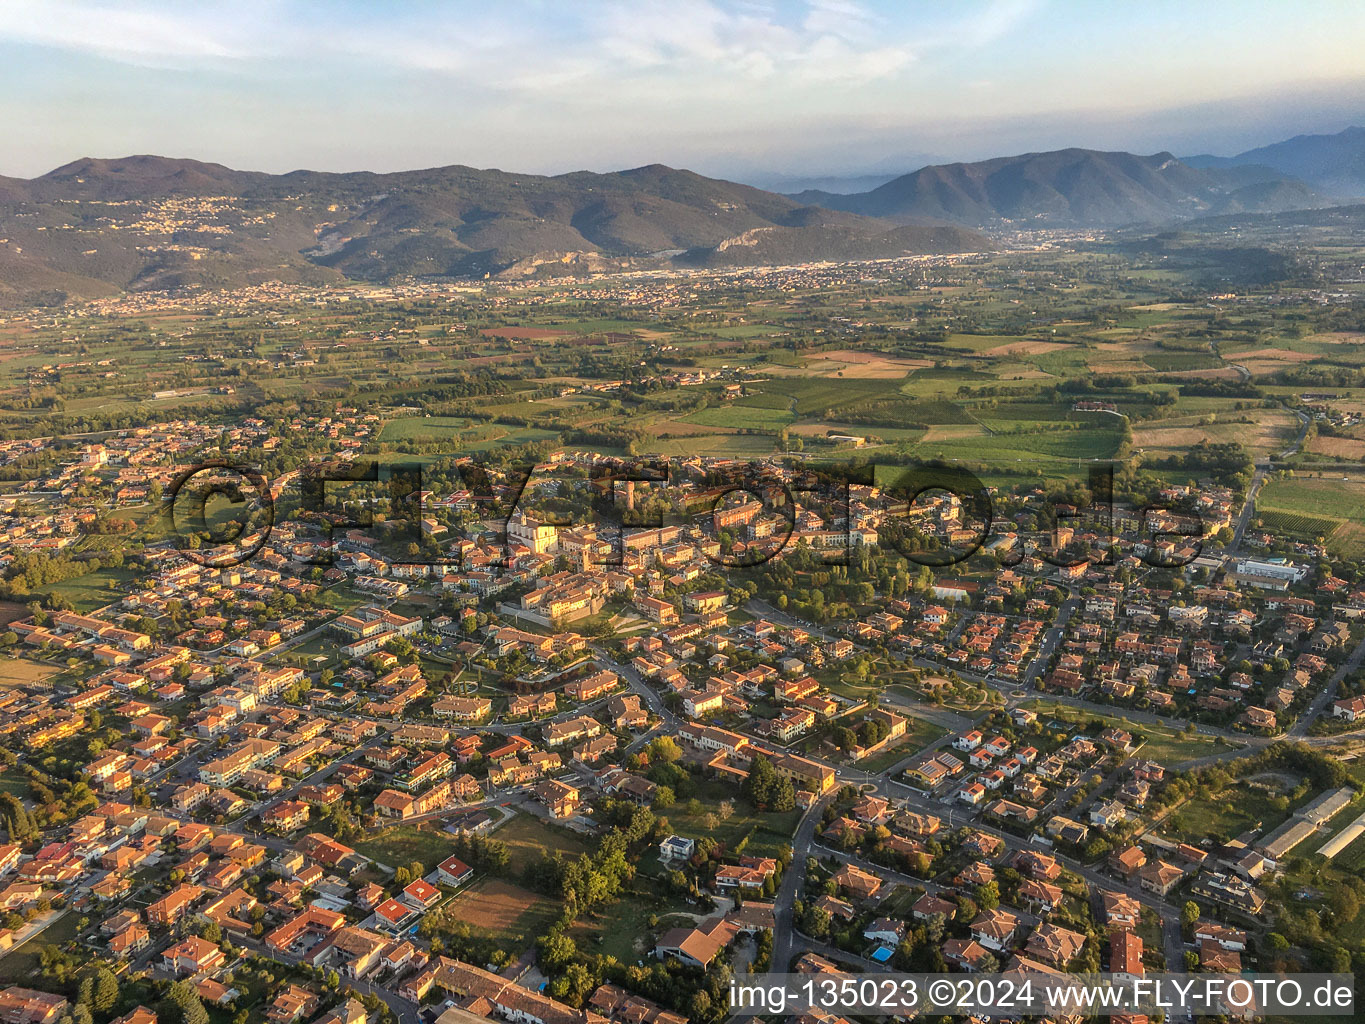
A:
0 0 930 86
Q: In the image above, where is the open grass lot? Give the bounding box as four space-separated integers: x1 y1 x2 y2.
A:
1165 778 1302 845
352 824 459 873
1259 474 1365 555
1134 409 1297 459
683 406 794 430
33 565 137 612
912 420 1125 463
0 658 60 689
0 770 28 798
846 716 948 772
493 812 591 870
0 911 79 986
661 778 802 857
379 415 478 441
1261 474 1365 519
448 878 560 942
1023 701 1241 765
568 886 693 963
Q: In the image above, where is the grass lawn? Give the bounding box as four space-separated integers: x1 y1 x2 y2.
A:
0 911 80 986
33 566 138 612
664 779 801 857
352 824 459 873
1164 780 1296 845
0 770 28 799
848 717 948 772
1260 475 1365 522
568 887 687 963
0 658 60 689
493 812 591 870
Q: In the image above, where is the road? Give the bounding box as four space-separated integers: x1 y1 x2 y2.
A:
1289 631 1365 737
1229 466 1268 554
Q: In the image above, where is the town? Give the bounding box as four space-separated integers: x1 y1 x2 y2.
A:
0 377 1363 1024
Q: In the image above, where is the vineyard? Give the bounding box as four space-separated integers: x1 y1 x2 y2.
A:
1255 508 1341 539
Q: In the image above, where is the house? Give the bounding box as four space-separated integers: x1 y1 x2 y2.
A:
831 864 882 902
532 779 581 819
436 855 473 888
372 898 418 934
1025 923 1086 968
264 985 318 1024
1018 879 1063 915
1140 860 1184 897
1110 845 1147 879
654 916 739 969
1331 695 1365 721
969 908 1020 952
862 917 906 947
1089 800 1126 828
262 800 310 832
911 893 956 922
714 857 777 892
658 835 695 863
108 923 151 958
146 884 203 927
942 938 994 972
1102 891 1141 930
402 878 441 911
1199 939 1242 973
1110 929 1144 979
162 936 226 975
0 988 68 1024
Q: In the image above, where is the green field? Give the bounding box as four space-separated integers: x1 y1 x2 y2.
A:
1259 476 1365 522
33 566 138 612
1023 701 1241 766
493 812 592 869
846 716 948 772
352 824 459 873
683 406 795 430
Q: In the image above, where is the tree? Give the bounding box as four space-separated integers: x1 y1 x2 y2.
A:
743 754 794 811
537 931 577 971
647 736 683 763
92 967 119 1013
1180 900 1200 933
689 991 712 1022
160 980 209 1024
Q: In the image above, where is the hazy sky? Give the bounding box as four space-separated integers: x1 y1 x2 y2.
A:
2 0 1364 183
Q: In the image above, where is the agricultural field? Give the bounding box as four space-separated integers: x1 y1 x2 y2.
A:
1258 475 1365 555
447 878 561 942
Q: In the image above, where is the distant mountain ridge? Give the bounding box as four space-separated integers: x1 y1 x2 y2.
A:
791 147 1328 228
1184 126 1365 196
0 156 987 304
1 127 1357 307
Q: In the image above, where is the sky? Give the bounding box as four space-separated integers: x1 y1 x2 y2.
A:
2 0 1364 186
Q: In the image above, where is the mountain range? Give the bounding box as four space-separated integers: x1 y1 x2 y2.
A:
791 127 1365 230
1185 126 1365 195
0 158 986 304
0 126 1361 304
